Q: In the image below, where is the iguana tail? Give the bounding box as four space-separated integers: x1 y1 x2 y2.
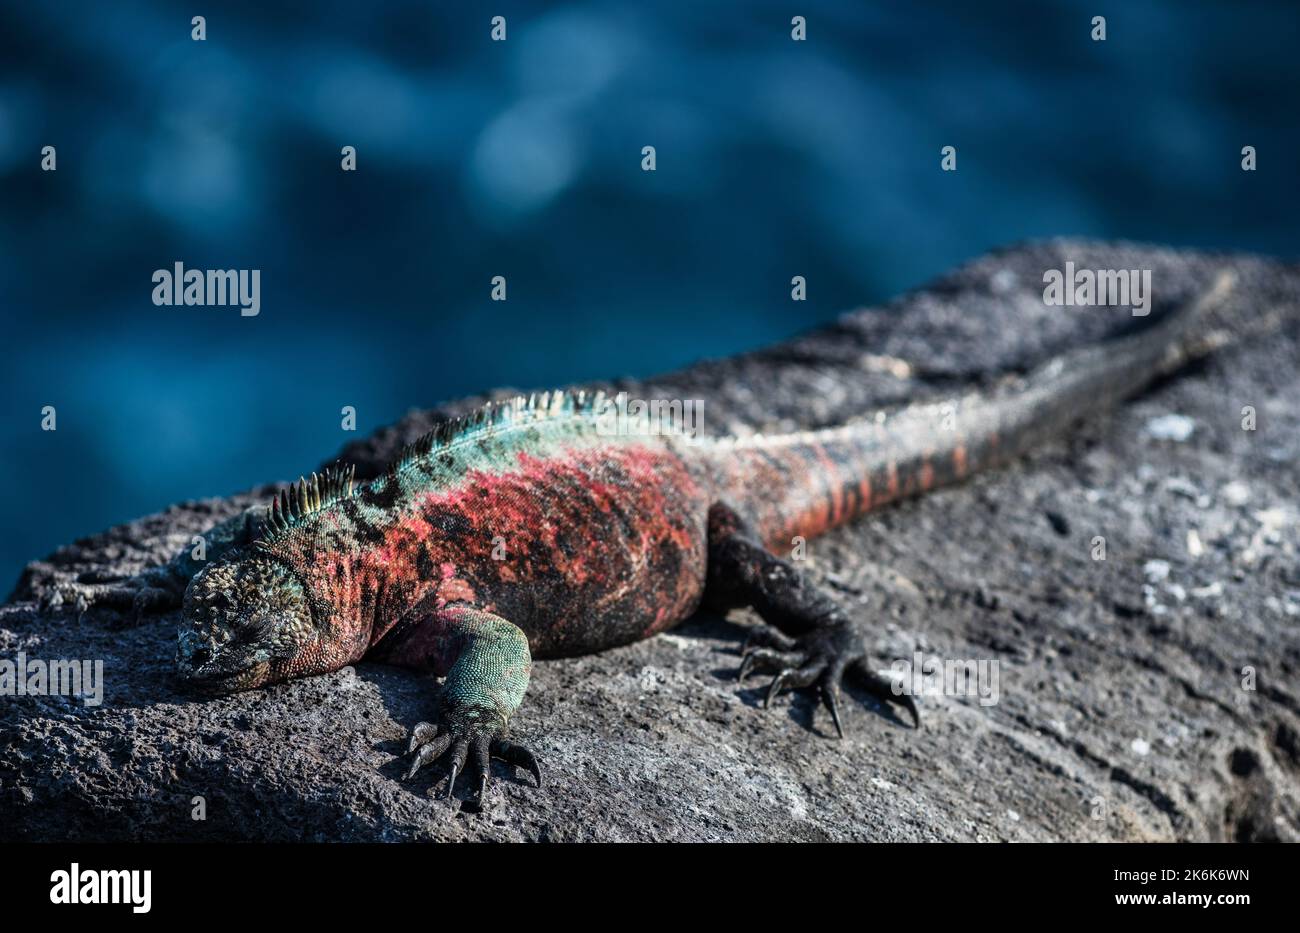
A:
707 271 1240 552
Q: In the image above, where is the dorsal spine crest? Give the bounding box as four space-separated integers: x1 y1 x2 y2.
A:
258 462 357 544
385 389 612 478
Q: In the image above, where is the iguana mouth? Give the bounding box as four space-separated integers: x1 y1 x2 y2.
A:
176 620 273 693
177 654 271 695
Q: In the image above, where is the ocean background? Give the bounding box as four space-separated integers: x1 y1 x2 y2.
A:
1 0 1297 587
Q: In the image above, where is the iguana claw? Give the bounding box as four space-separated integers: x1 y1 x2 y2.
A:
39 574 183 626
403 718 542 800
738 646 800 683
737 623 921 734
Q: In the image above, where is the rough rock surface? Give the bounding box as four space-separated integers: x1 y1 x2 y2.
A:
4 239 1299 842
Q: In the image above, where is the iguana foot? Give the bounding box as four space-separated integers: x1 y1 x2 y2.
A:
387 606 538 800
39 571 183 626
738 621 920 735
704 503 919 736
403 707 542 800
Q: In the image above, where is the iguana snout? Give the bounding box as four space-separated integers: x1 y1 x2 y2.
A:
176 553 313 693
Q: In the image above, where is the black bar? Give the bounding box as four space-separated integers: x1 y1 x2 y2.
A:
0 843 1282 918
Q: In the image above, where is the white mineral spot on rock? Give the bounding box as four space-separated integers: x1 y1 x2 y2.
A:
871 776 894 791
991 269 1018 293
1131 738 1151 756
1143 560 1171 582
1253 507 1290 535
770 777 809 821
1144 414 1196 442
1007 809 1021 822
1243 507 1294 564
1191 581 1223 599
858 354 913 379
1220 481 1251 507
1186 529 1204 558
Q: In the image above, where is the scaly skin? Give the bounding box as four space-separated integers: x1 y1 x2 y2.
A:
72 274 1240 802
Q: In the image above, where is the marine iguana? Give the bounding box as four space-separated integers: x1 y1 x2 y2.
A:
50 273 1240 802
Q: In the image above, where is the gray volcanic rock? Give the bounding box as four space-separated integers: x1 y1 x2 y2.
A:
4 240 1299 842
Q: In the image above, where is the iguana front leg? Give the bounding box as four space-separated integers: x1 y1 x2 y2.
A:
41 506 264 625
703 504 919 735
40 563 187 621
383 604 541 800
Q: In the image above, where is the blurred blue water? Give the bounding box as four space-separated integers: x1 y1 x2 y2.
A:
1 0 1297 586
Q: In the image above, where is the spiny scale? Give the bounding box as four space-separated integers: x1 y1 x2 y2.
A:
259 462 356 542
387 388 610 477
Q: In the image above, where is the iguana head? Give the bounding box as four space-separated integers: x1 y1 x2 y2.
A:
176 552 316 693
